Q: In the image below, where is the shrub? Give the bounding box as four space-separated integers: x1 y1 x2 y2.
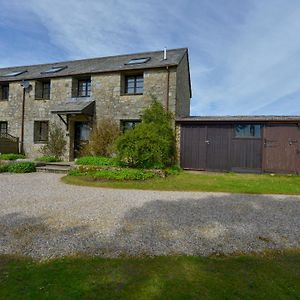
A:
0 164 9 173
7 162 36 173
0 154 25 161
35 156 61 162
41 123 66 159
81 118 120 157
116 100 176 168
75 156 119 166
69 168 157 181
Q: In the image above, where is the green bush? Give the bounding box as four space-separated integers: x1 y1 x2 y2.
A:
75 156 119 167
0 164 9 173
7 162 36 173
0 154 25 161
40 123 66 159
35 156 61 162
116 100 176 168
80 118 120 157
69 168 157 181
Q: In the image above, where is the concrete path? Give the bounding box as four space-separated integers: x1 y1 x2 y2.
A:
0 173 299 259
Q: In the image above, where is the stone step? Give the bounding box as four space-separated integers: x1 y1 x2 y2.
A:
42 162 73 167
36 166 71 174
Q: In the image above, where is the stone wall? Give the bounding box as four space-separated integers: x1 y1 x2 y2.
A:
0 66 190 161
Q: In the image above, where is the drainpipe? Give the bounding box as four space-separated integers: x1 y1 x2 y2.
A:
20 88 26 154
20 80 30 154
166 66 170 111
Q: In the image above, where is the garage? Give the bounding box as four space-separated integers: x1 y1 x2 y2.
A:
178 117 300 174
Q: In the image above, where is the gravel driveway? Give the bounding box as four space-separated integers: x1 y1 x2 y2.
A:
0 173 299 259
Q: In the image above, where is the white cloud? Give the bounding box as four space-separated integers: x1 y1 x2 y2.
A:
1 0 300 115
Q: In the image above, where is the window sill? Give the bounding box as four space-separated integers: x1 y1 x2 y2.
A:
34 141 48 144
35 98 50 101
233 137 261 140
72 95 91 98
0 99 8 101
121 93 143 96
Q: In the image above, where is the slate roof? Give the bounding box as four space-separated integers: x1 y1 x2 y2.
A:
51 100 95 116
176 116 300 122
0 48 188 82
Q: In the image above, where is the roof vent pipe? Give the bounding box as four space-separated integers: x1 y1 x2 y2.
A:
163 47 167 60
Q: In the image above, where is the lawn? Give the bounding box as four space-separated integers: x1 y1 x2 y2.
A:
63 171 300 195
0 251 299 299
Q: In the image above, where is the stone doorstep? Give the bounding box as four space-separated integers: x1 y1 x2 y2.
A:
36 165 71 174
36 162 73 174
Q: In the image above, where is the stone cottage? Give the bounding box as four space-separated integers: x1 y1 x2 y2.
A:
0 48 191 160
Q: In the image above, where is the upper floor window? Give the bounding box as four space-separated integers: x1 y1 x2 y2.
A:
0 121 7 134
124 74 144 95
0 84 9 101
78 79 91 97
34 121 49 143
35 80 50 100
234 124 262 138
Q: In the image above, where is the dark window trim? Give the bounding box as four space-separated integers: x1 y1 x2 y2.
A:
0 84 9 101
35 80 51 100
0 121 8 134
34 121 49 144
77 78 91 97
124 74 144 95
121 120 141 132
234 124 262 139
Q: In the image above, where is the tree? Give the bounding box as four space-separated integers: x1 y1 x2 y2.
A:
41 123 67 159
81 117 120 157
116 99 175 168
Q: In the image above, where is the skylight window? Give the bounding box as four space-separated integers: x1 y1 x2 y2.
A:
41 66 67 74
2 70 27 77
126 57 151 65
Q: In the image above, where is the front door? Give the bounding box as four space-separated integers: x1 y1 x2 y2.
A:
206 125 231 171
74 122 90 158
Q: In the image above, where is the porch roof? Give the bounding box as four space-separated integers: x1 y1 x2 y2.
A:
51 100 95 116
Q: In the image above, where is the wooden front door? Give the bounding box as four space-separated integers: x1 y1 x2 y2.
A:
206 125 231 171
180 125 207 170
263 125 300 173
74 122 90 158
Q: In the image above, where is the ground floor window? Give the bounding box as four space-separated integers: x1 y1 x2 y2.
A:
234 124 261 138
121 120 140 132
0 121 7 134
34 121 49 143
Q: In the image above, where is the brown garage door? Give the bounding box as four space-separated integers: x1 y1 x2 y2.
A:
180 125 206 170
180 125 232 171
263 125 300 173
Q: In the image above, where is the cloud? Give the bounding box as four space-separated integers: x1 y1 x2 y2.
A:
1 0 300 115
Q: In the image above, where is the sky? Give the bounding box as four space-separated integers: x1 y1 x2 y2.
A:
0 0 299 116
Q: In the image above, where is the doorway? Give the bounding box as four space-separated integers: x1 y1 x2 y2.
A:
74 122 90 158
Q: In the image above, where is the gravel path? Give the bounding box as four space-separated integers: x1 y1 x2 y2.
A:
0 172 299 259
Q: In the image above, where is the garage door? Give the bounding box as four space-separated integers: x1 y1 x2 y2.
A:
180 125 231 171
263 125 300 173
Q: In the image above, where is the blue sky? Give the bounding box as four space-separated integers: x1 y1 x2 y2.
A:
0 0 299 115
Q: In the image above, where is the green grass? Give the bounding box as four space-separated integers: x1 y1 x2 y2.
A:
0 162 36 173
63 171 300 195
75 156 119 166
35 156 61 162
0 153 25 161
0 251 299 299
69 168 158 180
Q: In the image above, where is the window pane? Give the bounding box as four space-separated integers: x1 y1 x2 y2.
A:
0 122 7 134
126 87 135 94
235 124 261 138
